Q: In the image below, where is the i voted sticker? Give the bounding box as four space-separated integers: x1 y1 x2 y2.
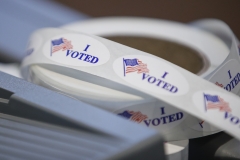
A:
43 34 110 66
193 90 240 131
188 59 240 132
113 55 189 96
115 102 186 131
209 59 240 94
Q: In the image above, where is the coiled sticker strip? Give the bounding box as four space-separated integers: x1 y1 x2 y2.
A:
21 22 240 141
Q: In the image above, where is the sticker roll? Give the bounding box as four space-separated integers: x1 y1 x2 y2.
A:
62 18 231 140
21 18 240 141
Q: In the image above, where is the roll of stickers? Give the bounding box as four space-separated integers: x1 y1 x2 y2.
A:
59 18 230 141
21 18 240 142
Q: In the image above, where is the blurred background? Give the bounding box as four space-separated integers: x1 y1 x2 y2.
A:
57 0 240 36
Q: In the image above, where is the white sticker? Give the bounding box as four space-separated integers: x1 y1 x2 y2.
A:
43 34 110 66
115 103 186 131
113 55 189 96
193 90 240 130
209 59 240 94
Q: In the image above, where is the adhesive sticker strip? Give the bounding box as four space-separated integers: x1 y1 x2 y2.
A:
66 19 239 139
21 19 240 141
28 18 230 112
25 18 229 141
62 18 230 142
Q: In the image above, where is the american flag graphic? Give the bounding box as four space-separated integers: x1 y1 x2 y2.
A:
123 58 149 76
118 110 148 123
204 94 231 112
51 38 73 56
